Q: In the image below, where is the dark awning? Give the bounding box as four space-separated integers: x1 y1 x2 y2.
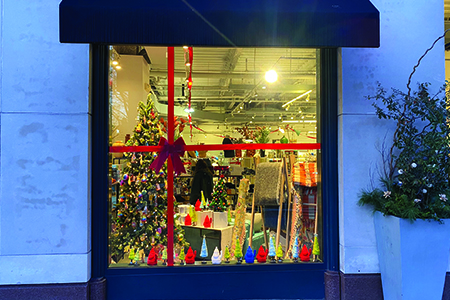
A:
59 0 379 48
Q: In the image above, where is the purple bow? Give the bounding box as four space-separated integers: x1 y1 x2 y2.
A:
150 137 186 176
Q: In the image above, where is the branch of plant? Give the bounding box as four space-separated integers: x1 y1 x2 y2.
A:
388 29 450 178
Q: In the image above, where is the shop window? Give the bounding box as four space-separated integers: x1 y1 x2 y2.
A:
108 46 322 267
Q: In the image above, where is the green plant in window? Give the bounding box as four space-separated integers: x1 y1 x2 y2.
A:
110 94 188 263
254 126 271 144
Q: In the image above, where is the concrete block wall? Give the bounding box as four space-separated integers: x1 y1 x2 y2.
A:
339 0 445 274
0 0 91 284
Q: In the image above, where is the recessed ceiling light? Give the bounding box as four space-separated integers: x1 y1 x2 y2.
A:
265 70 278 83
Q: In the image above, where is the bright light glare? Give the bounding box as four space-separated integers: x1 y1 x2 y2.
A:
184 107 194 113
265 70 278 83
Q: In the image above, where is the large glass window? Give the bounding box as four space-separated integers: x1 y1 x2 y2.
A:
108 46 322 267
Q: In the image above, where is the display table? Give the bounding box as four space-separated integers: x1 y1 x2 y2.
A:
181 225 233 260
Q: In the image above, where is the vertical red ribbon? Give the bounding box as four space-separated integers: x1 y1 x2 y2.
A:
188 47 193 140
167 47 174 266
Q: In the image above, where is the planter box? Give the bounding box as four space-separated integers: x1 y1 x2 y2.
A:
374 211 450 300
200 211 213 226
213 212 228 228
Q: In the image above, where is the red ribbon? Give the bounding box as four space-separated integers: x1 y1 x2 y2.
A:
149 137 186 176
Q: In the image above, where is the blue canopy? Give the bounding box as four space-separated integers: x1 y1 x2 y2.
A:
59 0 379 47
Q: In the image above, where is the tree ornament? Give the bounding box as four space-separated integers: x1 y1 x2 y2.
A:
200 235 208 264
256 245 268 263
234 238 243 264
134 248 140 265
128 248 135 265
184 213 192 226
268 235 276 263
185 247 196 264
211 247 222 265
147 248 157 265
292 236 300 263
179 247 186 265
244 246 257 264
195 199 201 211
203 215 211 228
161 246 168 266
276 244 284 263
189 205 198 225
312 233 320 258
300 245 312 262
224 245 231 263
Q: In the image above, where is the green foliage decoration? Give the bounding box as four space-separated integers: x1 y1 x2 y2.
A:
359 82 450 222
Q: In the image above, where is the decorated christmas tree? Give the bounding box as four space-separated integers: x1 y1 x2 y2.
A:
234 238 243 263
110 94 188 263
209 174 228 212
200 235 208 264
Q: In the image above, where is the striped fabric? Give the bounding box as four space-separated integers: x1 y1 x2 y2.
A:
292 162 317 187
301 187 317 220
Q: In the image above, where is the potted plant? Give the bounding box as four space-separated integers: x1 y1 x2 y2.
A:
254 126 271 157
358 32 450 300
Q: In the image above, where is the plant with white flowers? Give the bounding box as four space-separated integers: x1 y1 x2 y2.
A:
358 81 450 222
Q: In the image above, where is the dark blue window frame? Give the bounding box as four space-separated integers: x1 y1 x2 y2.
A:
90 45 338 300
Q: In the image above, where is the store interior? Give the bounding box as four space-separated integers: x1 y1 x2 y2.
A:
108 46 322 267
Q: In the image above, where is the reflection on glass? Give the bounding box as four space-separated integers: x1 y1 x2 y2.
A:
108 46 321 268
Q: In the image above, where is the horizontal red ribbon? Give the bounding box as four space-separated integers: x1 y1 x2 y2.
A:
110 142 320 153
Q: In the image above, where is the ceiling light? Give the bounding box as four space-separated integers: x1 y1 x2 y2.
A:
262 86 267 89
183 46 189 49
291 116 294 119
240 106 243 109
112 61 119 66
265 70 278 83
282 90 312 108
184 107 194 113
249 100 253 104
185 62 191 67
279 127 285 133
279 116 282 119
302 116 305 119
254 94 258 97
249 121 253 123
299 110 302 114
237 111 240 113
282 120 299 123
115 65 122 70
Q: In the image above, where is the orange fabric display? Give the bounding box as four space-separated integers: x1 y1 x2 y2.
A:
292 162 317 187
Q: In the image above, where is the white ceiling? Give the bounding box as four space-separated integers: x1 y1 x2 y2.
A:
144 46 318 128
